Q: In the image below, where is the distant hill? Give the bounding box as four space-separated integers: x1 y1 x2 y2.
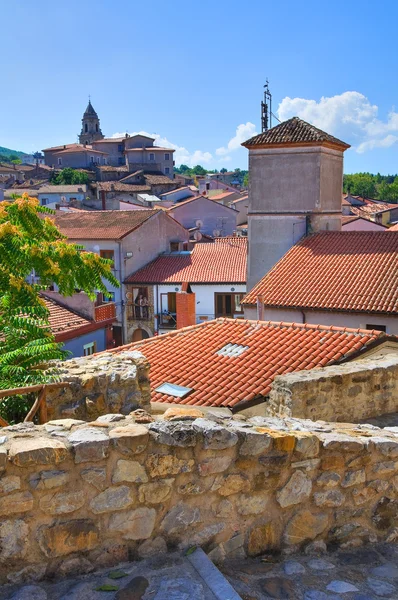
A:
0 146 28 161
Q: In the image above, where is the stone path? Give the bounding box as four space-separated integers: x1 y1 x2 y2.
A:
3 543 398 599
220 542 398 599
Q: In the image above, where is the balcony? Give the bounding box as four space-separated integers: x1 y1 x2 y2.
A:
159 312 177 329
126 304 154 323
95 303 116 322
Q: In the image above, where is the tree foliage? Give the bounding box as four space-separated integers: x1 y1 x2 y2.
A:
50 168 89 185
343 172 398 202
0 195 119 390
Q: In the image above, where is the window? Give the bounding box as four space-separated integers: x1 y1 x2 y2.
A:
118 144 123 152
164 153 170 161
160 292 177 328
96 124 98 132
83 342 96 356
57 158 62 166
155 382 192 398
41 198 48 206
366 324 386 332
214 293 244 317
170 241 179 252
131 287 150 320
100 249 115 267
118 157 124 165
90 156 95 163
165 167 170 175
85 123 88 133
149 153 155 161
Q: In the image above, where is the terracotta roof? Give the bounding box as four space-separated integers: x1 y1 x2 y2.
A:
389 223 398 231
55 209 159 240
44 297 91 336
243 231 398 314
97 165 129 172
110 319 385 408
97 182 151 193
168 195 237 213
53 145 106 156
125 147 175 152
144 174 177 186
209 191 236 201
42 143 78 152
38 184 87 194
242 117 350 150
351 201 398 217
125 237 247 284
231 195 248 204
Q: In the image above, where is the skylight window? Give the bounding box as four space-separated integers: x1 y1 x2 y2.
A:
155 382 193 398
216 343 249 358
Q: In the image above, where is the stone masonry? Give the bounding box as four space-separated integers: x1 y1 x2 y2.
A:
267 354 398 422
0 408 397 584
45 351 151 421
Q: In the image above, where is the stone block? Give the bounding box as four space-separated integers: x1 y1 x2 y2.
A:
90 485 135 514
0 519 29 560
238 429 273 456
37 519 99 557
29 470 69 490
212 473 250 496
248 521 280 556
193 418 238 449
162 406 204 421
161 503 201 535
284 510 329 545
0 491 33 515
316 472 341 488
294 434 320 458
0 448 7 472
80 467 107 491
198 454 233 476
0 475 21 493
109 507 156 539
146 454 194 478
68 427 109 463
148 421 197 447
314 489 345 507
236 492 271 515
138 536 167 557
138 480 173 504
39 490 86 515
112 459 148 484
341 469 366 488
109 424 149 455
276 470 312 507
9 438 68 467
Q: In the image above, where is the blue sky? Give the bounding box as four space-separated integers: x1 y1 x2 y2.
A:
3 0 398 173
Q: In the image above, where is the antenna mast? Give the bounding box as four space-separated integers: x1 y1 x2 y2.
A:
261 79 272 132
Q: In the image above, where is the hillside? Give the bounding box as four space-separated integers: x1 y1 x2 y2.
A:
0 146 28 161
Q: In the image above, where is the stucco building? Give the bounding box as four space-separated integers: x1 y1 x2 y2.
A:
167 195 238 237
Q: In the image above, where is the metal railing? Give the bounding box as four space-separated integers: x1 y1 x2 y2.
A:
0 382 71 426
126 304 154 322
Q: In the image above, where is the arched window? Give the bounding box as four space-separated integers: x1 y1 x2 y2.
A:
85 123 88 133
96 124 98 132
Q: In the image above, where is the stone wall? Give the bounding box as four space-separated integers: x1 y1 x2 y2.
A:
45 351 150 421
267 354 398 422
0 408 397 584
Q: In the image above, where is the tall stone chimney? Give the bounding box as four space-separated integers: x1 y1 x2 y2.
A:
242 117 350 290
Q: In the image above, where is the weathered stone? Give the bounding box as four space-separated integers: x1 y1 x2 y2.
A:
9 438 68 467
341 469 366 488
148 420 197 447
139 479 173 504
39 490 86 515
276 470 312 507
80 467 107 491
152 578 205 600
236 492 271 515
212 473 250 496
321 454 345 470
304 540 327 555
283 560 306 575
108 423 149 456
0 491 33 515
223 532 245 555
29 470 69 490
372 461 397 475
182 522 225 548
68 427 109 463
6 564 47 584
248 521 280 556
352 486 378 506
47 419 84 429
0 475 20 493
0 519 28 560
314 489 345 507
327 580 358 593
372 497 398 531
198 454 233 476
9 585 48 600
193 418 238 449
113 459 148 484
260 577 297 599
292 458 320 471
316 472 341 488
59 557 94 576
294 435 320 459
90 485 135 514
109 507 156 539
37 519 99 557
238 429 273 456
177 480 209 495
146 454 194 477
371 437 398 457
138 536 167 558
96 413 125 423
162 406 204 420
215 499 233 518
321 433 365 452
308 558 336 570
371 563 398 578
161 503 201 535
0 448 6 471
284 510 329 545
367 577 396 596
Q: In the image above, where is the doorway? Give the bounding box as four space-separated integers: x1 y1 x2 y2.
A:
132 328 150 342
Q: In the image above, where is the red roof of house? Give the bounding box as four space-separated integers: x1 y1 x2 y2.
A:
243 231 398 314
110 318 385 408
389 223 398 231
55 209 160 240
45 297 91 336
125 237 247 284
168 195 237 212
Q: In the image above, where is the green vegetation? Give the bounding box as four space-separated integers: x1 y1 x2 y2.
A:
0 146 28 163
343 172 398 202
0 194 118 397
50 167 89 185
175 164 248 186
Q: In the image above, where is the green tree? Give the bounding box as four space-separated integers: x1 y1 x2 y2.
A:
191 165 207 176
50 168 89 185
0 194 118 391
220 168 228 174
243 173 249 188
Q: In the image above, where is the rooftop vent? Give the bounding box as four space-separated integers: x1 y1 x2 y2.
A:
216 343 249 358
155 382 193 398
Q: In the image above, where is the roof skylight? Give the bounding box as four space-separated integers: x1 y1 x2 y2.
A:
155 382 193 398
216 343 249 358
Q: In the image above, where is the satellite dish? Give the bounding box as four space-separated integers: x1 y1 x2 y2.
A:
193 230 202 241
93 245 100 253
60 196 67 204
195 219 203 229
213 229 221 237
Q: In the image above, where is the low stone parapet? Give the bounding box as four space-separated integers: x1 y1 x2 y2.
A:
268 354 398 422
0 410 397 583
45 350 151 421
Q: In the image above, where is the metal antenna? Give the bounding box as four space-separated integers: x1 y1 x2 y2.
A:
261 79 272 132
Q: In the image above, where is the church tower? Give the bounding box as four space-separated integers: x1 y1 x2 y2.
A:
79 99 104 145
242 116 350 291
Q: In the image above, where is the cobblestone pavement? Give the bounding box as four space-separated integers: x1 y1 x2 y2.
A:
2 543 398 599
220 542 398 599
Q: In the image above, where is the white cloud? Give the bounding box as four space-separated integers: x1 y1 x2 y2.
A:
216 122 257 156
112 130 213 167
277 92 398 153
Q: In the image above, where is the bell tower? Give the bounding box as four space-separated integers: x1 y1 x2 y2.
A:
79 99 104 145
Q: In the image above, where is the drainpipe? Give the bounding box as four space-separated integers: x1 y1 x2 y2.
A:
301 310 306 324
118 241 126 343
